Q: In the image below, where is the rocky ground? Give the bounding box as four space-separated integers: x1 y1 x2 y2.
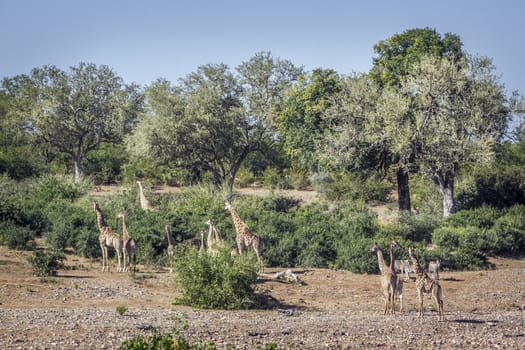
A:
1 245 524 349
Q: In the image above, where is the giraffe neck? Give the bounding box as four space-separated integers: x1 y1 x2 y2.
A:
121 218 129 240
138 184 149 207
375 249 388 275
228 207 246 233
95 209 107 231
207 223 214 245
165 225 175 246
410 253 426 278
388 244 396 272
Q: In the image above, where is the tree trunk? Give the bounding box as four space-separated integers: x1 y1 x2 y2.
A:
435 171 456 217
396 168 411 214
74 156 83 181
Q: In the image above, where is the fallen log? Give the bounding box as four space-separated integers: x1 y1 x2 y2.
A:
258 269 302 284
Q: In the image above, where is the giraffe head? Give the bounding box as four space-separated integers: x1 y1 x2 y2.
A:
206 219 214 226
370 242 380 254
93 201 100 211
225 202 233 210
117 212 126 220
390 240 402 250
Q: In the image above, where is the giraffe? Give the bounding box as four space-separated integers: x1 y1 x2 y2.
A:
93 201 123 272
205 219 226 256
225 201 264 273
370 241 403 314
117 212 138 272
136 181 157 211
408 246 444 321
165 225 177 273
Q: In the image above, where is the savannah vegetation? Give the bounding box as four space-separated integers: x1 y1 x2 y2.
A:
1 28 525 310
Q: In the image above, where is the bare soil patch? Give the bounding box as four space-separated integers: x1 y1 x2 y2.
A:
1 244 524 349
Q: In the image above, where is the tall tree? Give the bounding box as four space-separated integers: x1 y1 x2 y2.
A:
320 73 392 178
277 68 342 172
400 55 510 216
3 63 143 180
127 52 302 192
368 28 465 212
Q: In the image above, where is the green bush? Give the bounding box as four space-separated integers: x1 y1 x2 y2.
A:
0 220 36 250
334 238 378 274
443 206 502 229
409 175 443 215
0 174 47 239
173 246 263 309
120 328 217 350
432 226 461 250
45 201 94 252
323 172 391 203
27 249 66 277
488 205 525 255
451 245 489 270
456 165 525 210
83 142 127 185
382 212 441 244
31 174 90 204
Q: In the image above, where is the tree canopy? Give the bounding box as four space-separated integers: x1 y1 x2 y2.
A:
126 52 303 192
2 63 143 180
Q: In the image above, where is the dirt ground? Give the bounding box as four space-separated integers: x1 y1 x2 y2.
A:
1 244 524 349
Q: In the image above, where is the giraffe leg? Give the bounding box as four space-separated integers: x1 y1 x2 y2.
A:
117 248 122 273
101 245 108 272
388 288 395 315
254 247 264 273
433 285 444 321
122 247 127 273
382 289 389 315
418 290 424 319
237 241 244 256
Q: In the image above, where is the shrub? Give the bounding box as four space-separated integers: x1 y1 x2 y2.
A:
323 172 391 203
443 206 502 229
173 247 263 309
0 174 47 241
456 165 525 210
120 328 213 350
44 201 95 252
0 220 36 250
382 212 441 243
409 175 443 215
432 226 461 250
27 249 66 277
31 174 90 204
116 305 129 316
334 238 378 274
451 245 489 270
488 205 525 255
83 143 127 185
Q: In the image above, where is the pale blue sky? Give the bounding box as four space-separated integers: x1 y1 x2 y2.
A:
1 0 524 95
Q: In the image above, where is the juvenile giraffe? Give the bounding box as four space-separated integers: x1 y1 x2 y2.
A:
370 242 404 312
205 219 226 256
165 225 177 273
136 181 157 211
408 246 444 321
117 212 138 272
370 241 401 314
93 201 123 272
225 202 264 272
